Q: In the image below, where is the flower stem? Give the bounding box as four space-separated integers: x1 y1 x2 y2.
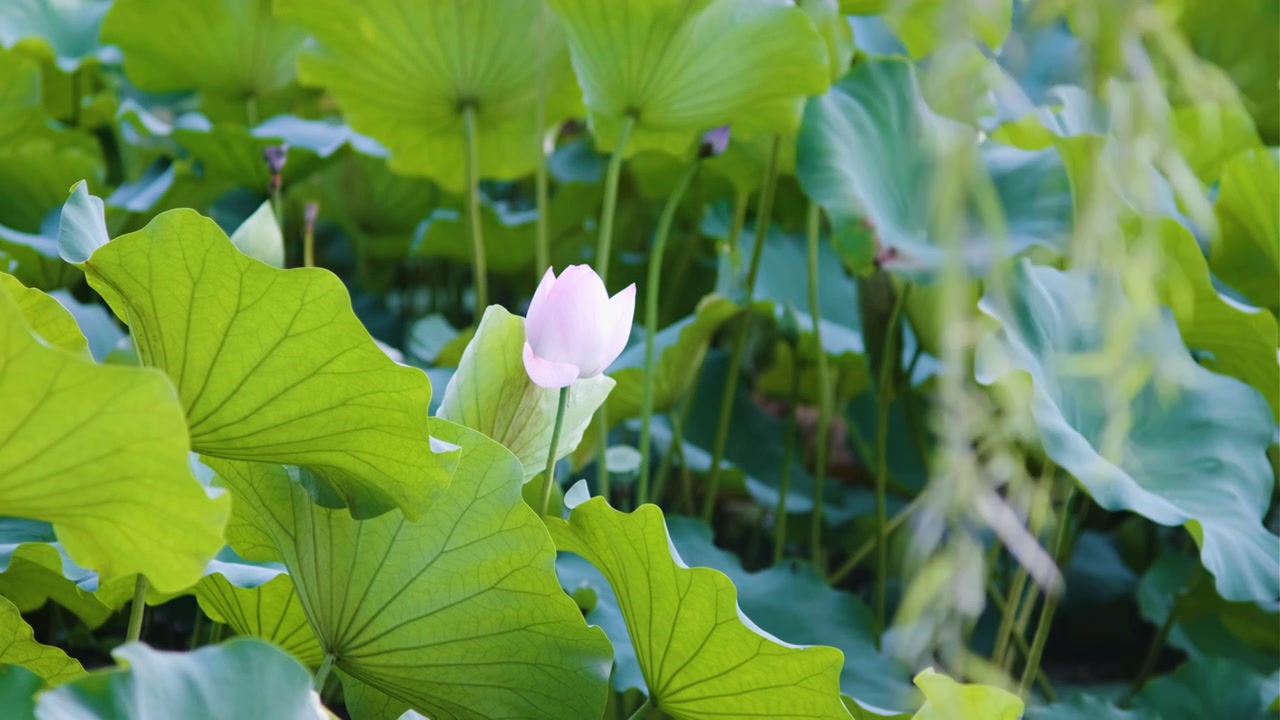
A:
773 365 801 565
462 104 489 313
1019 488 1077 697
638 160 700 505
987 582 1058 701
873 284 910 642
534 8 551 278
593 115 636 502
313 652 335 692
828 492 925 585
700 135 781 523
125 575 148 644
805 202 833 569
995 469 1055 668
626 696 653 720
715 191 749 296
540 386 571 516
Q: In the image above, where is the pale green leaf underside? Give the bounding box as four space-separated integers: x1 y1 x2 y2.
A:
101 0 305 99
278 0 580 191
229 200 285 269
195 573 324 669
71 209 453 520
213 418 612 720
0 596 83 686
549 498 849 719
0 284 227 593
546 0 830 156
438 305 613 481
975 261 1279 603
35 639 327 720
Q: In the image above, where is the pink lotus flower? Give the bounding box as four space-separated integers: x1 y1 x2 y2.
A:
522 265 635 389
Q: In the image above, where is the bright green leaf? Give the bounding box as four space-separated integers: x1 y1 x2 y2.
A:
66 208 455 520
801 0 856 83
1209 148 1279 312
195 573 324 669
35 638 328 720
1171 102 1263 184
0 284 228 593
0 595 83 686
438 305 614 481
911 669 1022 720
975 261 1279 603
548 497 850 719
213 418 613 720
884 0 1012 58
546 0 830 156
0 272 87 357
278 0 580 192
229 200 284 268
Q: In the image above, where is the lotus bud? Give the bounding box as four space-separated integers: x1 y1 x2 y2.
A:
699 125 731 159
262 143 288 194
522 265 636 389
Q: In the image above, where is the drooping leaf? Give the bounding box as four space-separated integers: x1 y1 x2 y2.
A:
1209 148 1278 312
64 207 456 520
546 0 830 157
975 261 1279 603
278 0 580 191
0 281 228 593
0 0 118 73
0 595 83 686
548 495 850 719
911 669 1022 720
796 58 1073 278
34 639 328 720
437 305 614 481
213 419 613 720
100 0 307 117
228 199 284 268
195 573 324 669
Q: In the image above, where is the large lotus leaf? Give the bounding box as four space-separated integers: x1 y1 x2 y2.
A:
1025 694 1153 720
34 639 327 720
1133 656 1275 720
546 0 830 157
0 0 117 72
278 0 579 192
195 573 324 669
911 669 1022 720
100 0 306 112
437 305 614 481
548 495 850 719
975 261 1279 603
63 207 455 520
1209 148 1278 312
1171 0 1279 144
0 518 119 629
1154 219 1278 419
666 517 917 713
0 282 228 593
0 272 87 357
796 58 1073 278
0 596 83 686
212 419 612 720
410 182 602 274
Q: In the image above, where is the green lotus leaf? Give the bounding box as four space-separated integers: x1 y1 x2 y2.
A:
0 140 102 235
212 419 612 720
0 665 38 720
1171 101 1263 184
195 573 324 669
35 638 328 720
169 114 354 190
278 0 580 192
64 207 455 520
884 0 1013 59
975 261 1279 603
546 0 830 157
229 200 284 268
0 272 87 357
840 0 890 13
0 518 122 629
548 495 850 719
437 305 614 481
0 282 228 593
0 595 83 686
911 669 1022 720
1133 656 1275 720
666 517 918 713
101 0 307 117
410 182 603 275
797 58 1072 277
104 158 238 237
1209 148 1278 312
1025 694 1154 720
1154 219 1278 419
801 0 856 83
0 0 117 73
